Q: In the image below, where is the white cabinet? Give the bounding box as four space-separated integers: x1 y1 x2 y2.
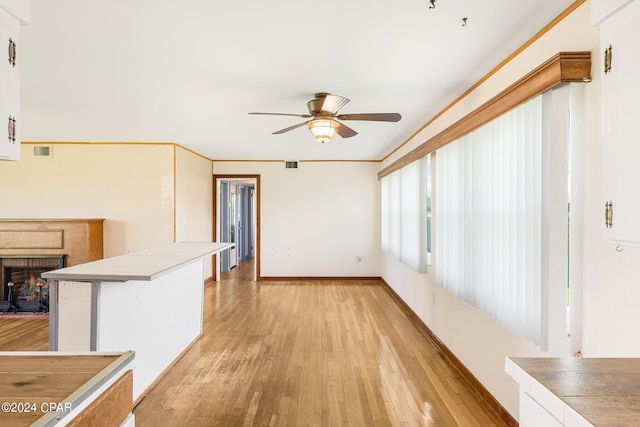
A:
520 392 564 427
0 0 30 22
600 0 640 246
505 358 595 427
0 4 24 161
591 0 634 24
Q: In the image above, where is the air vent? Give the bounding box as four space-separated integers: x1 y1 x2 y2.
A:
284 161 299 169
33 145 52 157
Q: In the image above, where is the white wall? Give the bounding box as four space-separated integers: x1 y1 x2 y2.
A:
379 2 610 419
0 143 175 256
175 146 214 276
212 161 381 277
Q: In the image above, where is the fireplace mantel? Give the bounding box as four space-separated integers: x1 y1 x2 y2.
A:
0 218 104 266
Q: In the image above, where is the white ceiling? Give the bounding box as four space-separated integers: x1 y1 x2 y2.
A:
20 0 575 161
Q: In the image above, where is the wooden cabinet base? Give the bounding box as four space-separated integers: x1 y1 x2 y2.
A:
0 351 134 427
67 370 133 427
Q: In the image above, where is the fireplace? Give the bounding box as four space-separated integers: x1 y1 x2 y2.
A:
0 219 104 312
0 256 65 313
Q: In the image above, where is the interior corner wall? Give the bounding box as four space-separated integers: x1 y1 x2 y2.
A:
175 147 213 277
379 2 604 420
0 143 175 257
212 161 381 278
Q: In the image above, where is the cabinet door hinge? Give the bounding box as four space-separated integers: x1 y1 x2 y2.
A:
604 45 613 74
605 201 614 228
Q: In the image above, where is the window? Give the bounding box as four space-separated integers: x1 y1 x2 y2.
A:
433 85 583 351
435 95 543 344
378 53 589 353
381 158 428 273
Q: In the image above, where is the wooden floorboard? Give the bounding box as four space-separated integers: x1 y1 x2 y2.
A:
0 261 506 425
134 260 505 426
0 316 49 351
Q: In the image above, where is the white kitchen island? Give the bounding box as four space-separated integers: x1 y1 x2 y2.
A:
42 242 234 403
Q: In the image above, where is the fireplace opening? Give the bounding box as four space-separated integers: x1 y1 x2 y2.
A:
0 256 65 313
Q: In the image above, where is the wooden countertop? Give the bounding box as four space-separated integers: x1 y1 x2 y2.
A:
507 357 640 426
42 242 234 282
0 351 134 426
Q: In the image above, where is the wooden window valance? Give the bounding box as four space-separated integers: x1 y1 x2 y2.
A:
378 51 591 180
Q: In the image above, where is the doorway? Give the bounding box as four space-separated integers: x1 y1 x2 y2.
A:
214 175 259 281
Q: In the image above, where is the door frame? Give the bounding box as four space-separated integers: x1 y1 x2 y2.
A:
213 174 260 281
229 182 237 269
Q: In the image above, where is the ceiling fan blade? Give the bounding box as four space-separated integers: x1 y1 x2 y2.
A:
336 113 401 122
319 94 350 114
249 112 311 118
272 121 308 134
336 122 358 138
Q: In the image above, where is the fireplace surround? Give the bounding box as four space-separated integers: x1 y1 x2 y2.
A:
0 219 104 312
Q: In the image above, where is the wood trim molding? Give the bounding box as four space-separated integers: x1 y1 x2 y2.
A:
258 276 381 282
212 159 379 163
379 278 519 427
378 51 591 179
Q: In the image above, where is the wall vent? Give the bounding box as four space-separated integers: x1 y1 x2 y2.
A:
284 161 299 169
33 145 52 158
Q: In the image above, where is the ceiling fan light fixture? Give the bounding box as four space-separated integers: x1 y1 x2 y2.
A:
307 119 340 143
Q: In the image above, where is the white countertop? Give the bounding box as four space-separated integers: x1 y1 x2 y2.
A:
42 242 234 282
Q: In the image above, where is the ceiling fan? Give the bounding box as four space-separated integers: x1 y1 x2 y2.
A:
249 92 401 143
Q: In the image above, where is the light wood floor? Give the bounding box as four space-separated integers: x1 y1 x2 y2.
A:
134 261 504 426
0 316 49 351
0 262 504 426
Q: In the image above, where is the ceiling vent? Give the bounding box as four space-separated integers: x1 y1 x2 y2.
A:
33 145 52 158
284 161 299 169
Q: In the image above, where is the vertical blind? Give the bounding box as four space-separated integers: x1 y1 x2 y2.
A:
435 95 543 344
381 159 422 271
